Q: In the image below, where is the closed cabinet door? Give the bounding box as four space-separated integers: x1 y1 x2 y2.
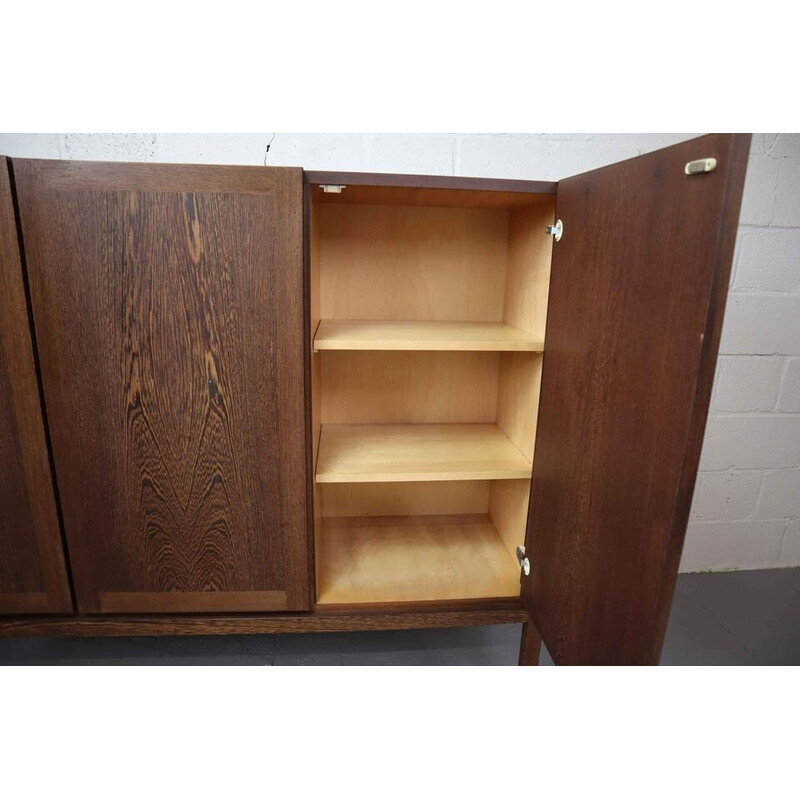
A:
522 134 750 664
15 159 310 614
0 158 72 614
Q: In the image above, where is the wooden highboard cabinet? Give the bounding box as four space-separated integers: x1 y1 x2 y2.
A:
0 134 750 665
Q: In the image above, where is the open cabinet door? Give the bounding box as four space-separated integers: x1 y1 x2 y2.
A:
522 134 750 665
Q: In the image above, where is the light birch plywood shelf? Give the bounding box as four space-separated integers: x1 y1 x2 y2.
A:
316 514 521 604
315 423 532 483
313 319 544 352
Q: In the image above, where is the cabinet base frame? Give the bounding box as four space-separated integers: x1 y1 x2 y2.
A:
0 603 530 639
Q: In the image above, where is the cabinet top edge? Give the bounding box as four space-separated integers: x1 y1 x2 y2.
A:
1 157 557 195
306 170 557 195
4 155 302 172
5 157 305 194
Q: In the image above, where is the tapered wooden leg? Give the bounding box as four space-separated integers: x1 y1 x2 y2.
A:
518 621 541 666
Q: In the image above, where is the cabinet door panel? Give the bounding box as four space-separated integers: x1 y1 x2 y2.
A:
15 160 309 613
0 157 72 614
523 134 750 664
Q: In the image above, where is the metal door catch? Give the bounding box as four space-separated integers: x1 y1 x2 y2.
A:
320 184 346 193
685 158 717 175
516 546 531 576
546 219 563 241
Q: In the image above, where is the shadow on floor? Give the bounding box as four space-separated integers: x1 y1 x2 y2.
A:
1 569 798 665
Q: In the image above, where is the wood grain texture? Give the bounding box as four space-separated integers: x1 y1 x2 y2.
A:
15 159 310 614
317 514 521 604
0 158 72 615
523 134 751 665
316 423 532 483
314 319 544 351
0 606 529 638
97 590 287 613
0 593 51 614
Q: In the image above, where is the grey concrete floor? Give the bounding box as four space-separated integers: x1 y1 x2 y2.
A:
1 568 798 665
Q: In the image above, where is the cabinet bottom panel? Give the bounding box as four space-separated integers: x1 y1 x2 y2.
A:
316 514 522 605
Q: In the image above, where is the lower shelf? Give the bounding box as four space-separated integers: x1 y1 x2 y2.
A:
316 514 521 604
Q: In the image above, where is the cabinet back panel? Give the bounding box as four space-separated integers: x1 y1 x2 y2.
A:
321 481 490 518
320 351 499 424
319 204 508 321
16 160 309 613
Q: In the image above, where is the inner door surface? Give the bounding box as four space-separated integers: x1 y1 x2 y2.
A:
0 157 72 614
523 134 750 664
15 159 309 614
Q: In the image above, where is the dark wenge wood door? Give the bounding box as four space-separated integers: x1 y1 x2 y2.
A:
15 159 310 614
522 134 750 664
0 158 72 614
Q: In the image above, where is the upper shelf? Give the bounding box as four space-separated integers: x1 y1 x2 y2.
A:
313 319 544 352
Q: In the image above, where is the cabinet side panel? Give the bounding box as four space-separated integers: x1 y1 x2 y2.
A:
489 479 531 564
310 188 323 603
504 200 555 338
0 158 72 614
496 352 542 462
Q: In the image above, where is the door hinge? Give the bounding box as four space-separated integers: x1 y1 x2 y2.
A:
545 219 563 241
320 184 346 193
685 158 717 175
516 545 530 576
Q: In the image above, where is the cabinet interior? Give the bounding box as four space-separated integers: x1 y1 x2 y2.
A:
309 183 555 605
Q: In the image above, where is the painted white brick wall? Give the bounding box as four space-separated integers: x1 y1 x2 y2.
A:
1 132 797 572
